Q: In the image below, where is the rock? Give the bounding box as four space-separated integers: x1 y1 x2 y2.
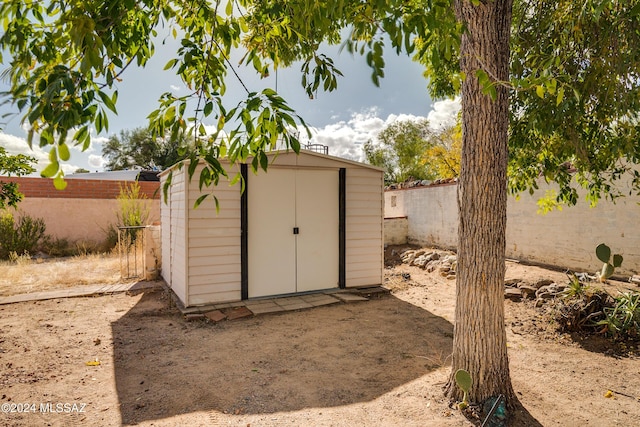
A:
504 278 521 287
630 275 640 285
439 265 451 273
535 298 546 308
414 249 427 258
519 285 538 299
504 288 522 301
413 255 429 268
534 279 555 289
401 251 417 264
536 284 567 299
426 264 437 273
399 249 415 258
536 291 554 300
421 180 431 186
430 252 441 261
446 274 456 280
442 255 457 264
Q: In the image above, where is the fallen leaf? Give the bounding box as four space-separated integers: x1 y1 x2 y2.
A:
85 360 100 366
604 390 614 398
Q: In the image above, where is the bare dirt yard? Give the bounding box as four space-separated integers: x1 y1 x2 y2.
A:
1 247 639 426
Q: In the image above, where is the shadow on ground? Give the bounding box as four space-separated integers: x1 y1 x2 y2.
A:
508 400 545 427
567 331 640 358
112 290 454 425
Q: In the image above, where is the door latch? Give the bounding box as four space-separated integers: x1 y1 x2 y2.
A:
293 227 299 235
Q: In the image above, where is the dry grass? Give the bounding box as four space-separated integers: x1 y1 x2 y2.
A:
0 253 132 297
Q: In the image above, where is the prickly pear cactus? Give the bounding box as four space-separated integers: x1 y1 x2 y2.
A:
595 243 623 282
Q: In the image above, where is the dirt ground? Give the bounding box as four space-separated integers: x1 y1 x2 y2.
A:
1 248 639 426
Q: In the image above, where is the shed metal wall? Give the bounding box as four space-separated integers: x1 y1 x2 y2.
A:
186 164 242 305
160 169 188 304
345 167 384 287
160 183 172 292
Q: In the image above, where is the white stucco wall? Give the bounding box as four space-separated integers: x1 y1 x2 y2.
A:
384 183 640 276
383 217 408 245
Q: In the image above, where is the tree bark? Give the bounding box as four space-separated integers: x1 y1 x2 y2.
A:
445 0 516 407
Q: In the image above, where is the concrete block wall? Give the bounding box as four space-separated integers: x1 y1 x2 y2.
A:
1 177 160 244
384 183 640 276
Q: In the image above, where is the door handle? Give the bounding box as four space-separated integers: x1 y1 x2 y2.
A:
293 227 299 235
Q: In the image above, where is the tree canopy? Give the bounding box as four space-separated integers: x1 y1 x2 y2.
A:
364 119 435 184
418 0 640 205
363 119 461 184
0 146 36 209
2 1 638 203
102 127 189 171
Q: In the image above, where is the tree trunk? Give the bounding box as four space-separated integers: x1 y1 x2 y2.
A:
444 0 516 407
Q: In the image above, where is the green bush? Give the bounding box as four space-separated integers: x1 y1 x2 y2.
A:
41 236 75 257
102 223 119 252
0 211 47 260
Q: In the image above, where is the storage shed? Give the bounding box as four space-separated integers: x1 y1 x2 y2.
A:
159 150 384 307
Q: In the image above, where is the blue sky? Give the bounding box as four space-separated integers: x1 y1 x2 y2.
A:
0 38 460 175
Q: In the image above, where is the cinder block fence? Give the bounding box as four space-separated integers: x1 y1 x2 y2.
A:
384 182 640 276
1 177 160 244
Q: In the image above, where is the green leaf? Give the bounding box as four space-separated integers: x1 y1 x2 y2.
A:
162 171 173 204
53 175 67 190
194 193 209 208
98 91 117 113
58 143 70 161
556 87 565 106
164 58 178 70
536 85 545 99
41 161 59 178
203 101 213 117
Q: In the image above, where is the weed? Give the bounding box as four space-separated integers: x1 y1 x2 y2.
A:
8 250 31 265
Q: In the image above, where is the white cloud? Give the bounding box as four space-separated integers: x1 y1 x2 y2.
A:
305 108 426 162
88 154 106 169
0 132 84 175
305 100 460 162
427 97 461 130
0 132 49 168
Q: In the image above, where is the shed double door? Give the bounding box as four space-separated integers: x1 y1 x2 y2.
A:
248 168 339 298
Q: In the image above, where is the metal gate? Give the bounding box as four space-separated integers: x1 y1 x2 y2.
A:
118 226 146 280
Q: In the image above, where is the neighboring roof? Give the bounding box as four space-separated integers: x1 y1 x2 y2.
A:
66 170 160 181
158 149 384 178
